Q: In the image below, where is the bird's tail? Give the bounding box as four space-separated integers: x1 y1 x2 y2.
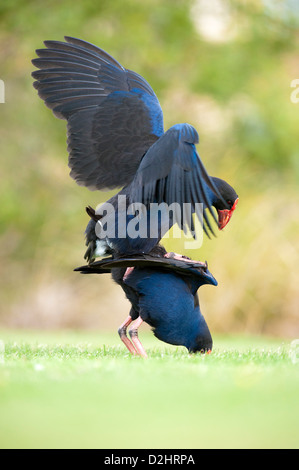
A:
84 206 100 263
86 205 102 222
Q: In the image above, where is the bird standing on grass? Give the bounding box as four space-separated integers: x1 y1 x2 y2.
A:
32 36 238 261
75 249 217 357
32 37 238 357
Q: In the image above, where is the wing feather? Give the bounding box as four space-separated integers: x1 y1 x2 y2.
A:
32 36 164 190
74 254 217 287
130 123 226 237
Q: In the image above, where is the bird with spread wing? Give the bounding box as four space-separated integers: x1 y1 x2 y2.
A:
32 36 238 261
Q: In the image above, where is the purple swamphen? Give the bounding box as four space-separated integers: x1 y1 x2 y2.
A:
32 36 238 260
75 247 217 356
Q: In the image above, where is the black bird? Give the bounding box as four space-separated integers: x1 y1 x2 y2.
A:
75 248 217 356
32 36 238 260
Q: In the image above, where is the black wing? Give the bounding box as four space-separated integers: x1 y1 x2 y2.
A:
32 36 164 190
74 253 217 286
129 123 227 238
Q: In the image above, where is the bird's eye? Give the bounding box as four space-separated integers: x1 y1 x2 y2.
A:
227 200 232 206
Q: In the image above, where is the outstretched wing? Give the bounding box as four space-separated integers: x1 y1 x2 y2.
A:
32 36 164 190
74 253 217 286
130 123 228 238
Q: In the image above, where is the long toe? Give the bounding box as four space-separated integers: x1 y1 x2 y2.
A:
118 315 137 355
129 317 148 358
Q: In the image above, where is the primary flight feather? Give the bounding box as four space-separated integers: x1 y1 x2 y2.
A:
32 36 238 258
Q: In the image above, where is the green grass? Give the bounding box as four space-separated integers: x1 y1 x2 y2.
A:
0 330 298 449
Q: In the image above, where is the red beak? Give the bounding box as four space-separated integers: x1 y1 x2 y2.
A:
217 198 239 230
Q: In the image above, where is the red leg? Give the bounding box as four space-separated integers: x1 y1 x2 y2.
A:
164 252 191 262
129 316 148 358
118 315 137 355
164 252 207 267
123 267 134 281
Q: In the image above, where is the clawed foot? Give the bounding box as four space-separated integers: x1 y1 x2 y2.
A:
118 315 147 358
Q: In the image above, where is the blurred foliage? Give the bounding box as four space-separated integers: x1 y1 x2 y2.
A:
0 0 298 336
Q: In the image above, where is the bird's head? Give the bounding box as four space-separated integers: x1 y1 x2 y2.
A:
187 315 213 354
211 177 239 230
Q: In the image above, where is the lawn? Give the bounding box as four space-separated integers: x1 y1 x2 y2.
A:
0 330 298 449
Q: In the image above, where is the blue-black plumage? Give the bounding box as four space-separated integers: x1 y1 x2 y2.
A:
32 36 238 260
75 249 217 356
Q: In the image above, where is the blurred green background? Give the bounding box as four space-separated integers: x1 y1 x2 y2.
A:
0 0 298 339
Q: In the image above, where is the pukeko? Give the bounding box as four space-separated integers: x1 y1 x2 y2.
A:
32 36 238 260
75 246 217 357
